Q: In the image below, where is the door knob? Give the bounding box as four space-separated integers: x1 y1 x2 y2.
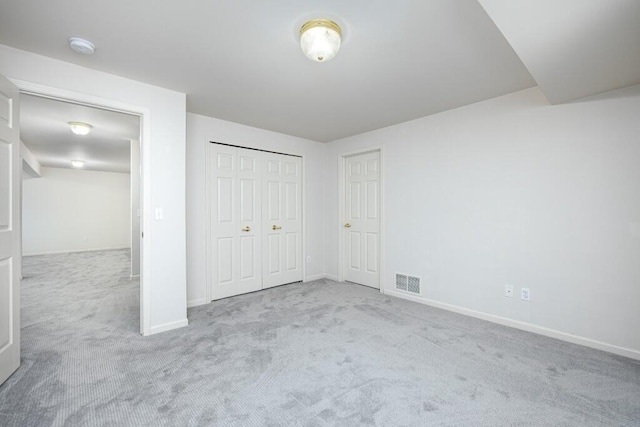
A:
242 226 251 232
272 225 282 230
344 223 351 228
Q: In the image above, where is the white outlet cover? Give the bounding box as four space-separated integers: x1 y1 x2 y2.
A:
521 288 530 301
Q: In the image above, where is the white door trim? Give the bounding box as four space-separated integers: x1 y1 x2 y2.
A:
337 147 385 292
205 141 212 303
205 141 306 303
10 79 151 336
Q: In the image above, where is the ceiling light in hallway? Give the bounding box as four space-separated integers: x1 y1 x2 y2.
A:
69 122 92 135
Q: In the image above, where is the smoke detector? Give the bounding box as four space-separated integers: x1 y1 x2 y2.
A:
68 37 95 55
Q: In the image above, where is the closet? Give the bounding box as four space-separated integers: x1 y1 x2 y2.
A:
207 143 303 300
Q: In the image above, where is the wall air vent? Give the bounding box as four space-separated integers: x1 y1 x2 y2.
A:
395 273 420 294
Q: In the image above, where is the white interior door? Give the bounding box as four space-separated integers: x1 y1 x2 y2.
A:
262 153 303 289
344 151 380 289
0 74 21 385
209 144 262 300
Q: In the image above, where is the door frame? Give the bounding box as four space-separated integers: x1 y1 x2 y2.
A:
337 147 385 292
204 141 307 303
10 78 151 335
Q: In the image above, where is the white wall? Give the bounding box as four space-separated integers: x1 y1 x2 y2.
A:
130 140 140 277
20 141 41 178
4 43 638 359
186 113 325 307
23 167 129 255
324 85 640 358
0 44 187 335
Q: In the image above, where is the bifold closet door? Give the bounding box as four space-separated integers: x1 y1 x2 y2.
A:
209 144 303 301
209 145 262 300
262 153 303 289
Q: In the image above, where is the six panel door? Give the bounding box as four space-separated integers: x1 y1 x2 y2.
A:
208 144 303 300
344 151 380 289
262 153 303 289
209 145 262 300
0 74 21 385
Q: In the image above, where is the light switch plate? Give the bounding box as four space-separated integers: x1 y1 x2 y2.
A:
154 208 163 220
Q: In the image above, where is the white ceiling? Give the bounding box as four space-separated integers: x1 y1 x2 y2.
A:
0 0 535 142
1 1 638 142
478 0 640 104
20 94 140 173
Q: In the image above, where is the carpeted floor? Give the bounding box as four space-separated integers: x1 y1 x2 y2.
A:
0 249 639 426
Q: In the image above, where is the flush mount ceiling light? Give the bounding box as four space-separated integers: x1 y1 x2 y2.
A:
68 37 95 55
69 122 92 136
300 19 341 62
71 160 85 168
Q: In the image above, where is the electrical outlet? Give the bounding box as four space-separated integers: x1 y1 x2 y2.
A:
306 256 311 264
505 285 514 298
521 288 530 301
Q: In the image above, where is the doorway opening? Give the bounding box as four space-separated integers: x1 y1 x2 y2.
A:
18 91 144 333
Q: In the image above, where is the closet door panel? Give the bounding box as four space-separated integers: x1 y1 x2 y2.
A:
209 145 262 300
285 232 298 271
263 153 302 289
209 144 302 299
267 234 281 274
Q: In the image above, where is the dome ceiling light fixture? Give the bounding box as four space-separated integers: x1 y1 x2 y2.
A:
300 19 342 62
71 160 85 168
69 122 92 136
68 37 95 55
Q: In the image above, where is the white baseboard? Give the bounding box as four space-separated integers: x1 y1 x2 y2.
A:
23 246 130 257
324 274 339 282
304 274 327 282
146 318 189 336
384 289 640 361
187 298 208 308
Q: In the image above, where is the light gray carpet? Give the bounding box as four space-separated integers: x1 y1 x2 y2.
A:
0 250 639 426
